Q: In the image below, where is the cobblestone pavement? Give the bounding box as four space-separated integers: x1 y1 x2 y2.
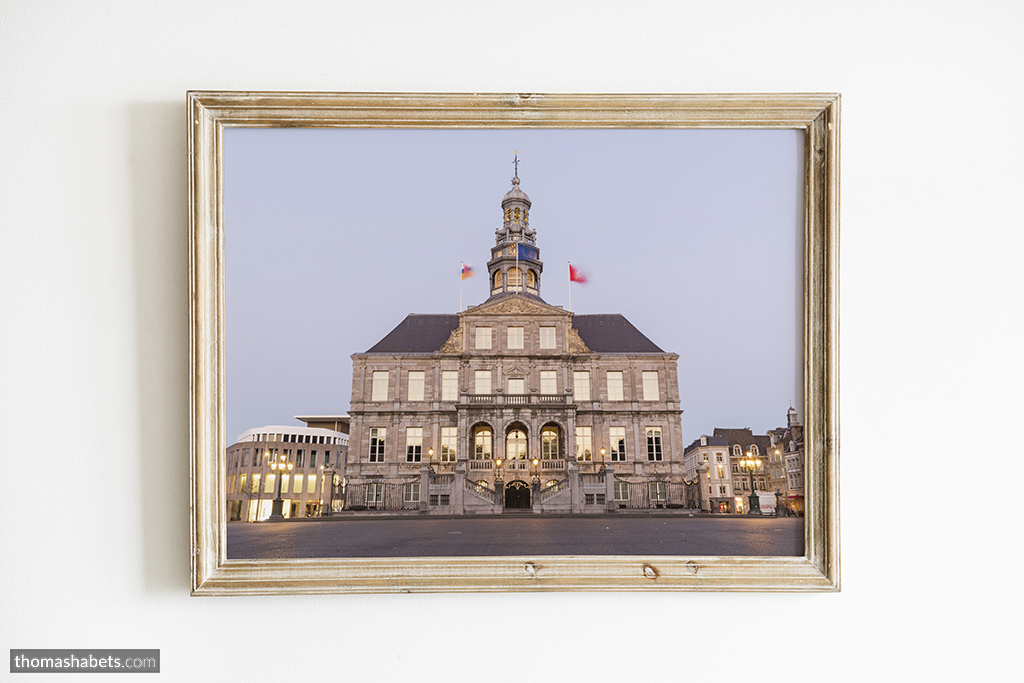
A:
227 515 804 559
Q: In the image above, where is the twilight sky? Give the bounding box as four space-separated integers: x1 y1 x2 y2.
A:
224 127 804 444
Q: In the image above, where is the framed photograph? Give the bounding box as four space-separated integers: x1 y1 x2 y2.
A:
189 92 839 594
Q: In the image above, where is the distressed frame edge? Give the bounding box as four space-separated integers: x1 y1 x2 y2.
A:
188 91 840 595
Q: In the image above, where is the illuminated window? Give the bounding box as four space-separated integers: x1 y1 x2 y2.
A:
476 326 492 350
540 371 557 394
606 371 623 401
441 371 458 400
506 429 527 460
507 268 522 287
508 378 525 394
610 426 626 461
408 371 424 401
574 371 590 400
474 370 491 394
642 371 659 400
366 483 383 505
474 426 492 460
238 474 247 493
440 427 457 461
279 474 290 493
646 427 663 461
369 428 386 462
371 371 388 401
541 426 559 459
250 474 261 493
307 475 316 494
717 464 724 479
406 427 423 463
527 270 537 288
292 473 303 494
494 270 503 288
540 326 555 349
576 426 592 461
264 474 276 493
404 483 420 503
507 326 524 349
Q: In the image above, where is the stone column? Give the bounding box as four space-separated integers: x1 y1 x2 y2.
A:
452 463 465 515
419 466 430 513
568 463 582 514
604 466 616 512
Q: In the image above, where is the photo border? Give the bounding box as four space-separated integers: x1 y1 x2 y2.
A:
188 92 840 594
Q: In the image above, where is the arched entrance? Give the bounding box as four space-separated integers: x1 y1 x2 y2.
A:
504 480 531 509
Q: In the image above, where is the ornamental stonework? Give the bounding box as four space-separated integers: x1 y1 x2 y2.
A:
439 324 464 353
472 297 557 317
567 326 590 354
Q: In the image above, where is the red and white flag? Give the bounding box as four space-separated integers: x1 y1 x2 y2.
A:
569 263 588 284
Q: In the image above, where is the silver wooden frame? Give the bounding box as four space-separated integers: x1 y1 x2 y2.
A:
189 92 840 594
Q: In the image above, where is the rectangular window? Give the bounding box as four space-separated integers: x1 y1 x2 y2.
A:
476 326 491 350
251 474 261 493
307 475 316 494
585 493 595 505
406 427 422 462
292 473 303 494
279 474 290 494
366 483 383 505
439 494 450 506
540 370 557 394
441 370 458 401
371 371 389 401
238 474 247 494
614 481 629 501
295 449 304 467
576 426 593 461
264 474 275 493
408 371 425 401
646 427 663 461
507 378 525 394
369 428 386 462
606 371 623 401
573 371 590 401
507 326 524 349
720 485 727 495
475 369 491 394
609 426 626 461
310 450 317 468
404 482 420 503
650 481 667 501
540 326 556 349
642 371 659 400
440 427 457 461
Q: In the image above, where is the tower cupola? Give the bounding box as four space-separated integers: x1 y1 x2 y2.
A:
487 154 544 301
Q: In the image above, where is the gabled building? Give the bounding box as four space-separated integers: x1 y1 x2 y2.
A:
683 435 734 512
345 170 686 514
713 427 771 514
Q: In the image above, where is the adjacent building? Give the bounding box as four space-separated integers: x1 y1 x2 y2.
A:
345 171 688 514
225 416 349 521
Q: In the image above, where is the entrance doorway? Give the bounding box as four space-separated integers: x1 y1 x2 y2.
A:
504 480 531 509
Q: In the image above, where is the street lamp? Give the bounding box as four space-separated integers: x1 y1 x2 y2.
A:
599 447 606 471
739 451 762 515
427 447 435 473
268 453 294 520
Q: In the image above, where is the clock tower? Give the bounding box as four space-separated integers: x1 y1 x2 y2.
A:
487 156 544 301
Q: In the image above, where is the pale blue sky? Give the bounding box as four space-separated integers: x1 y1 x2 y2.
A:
224 128 803 444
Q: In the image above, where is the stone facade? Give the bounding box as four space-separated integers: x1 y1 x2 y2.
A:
344 171 687 514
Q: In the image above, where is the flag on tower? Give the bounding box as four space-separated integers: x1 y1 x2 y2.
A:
461 263 474 280
568 263 588 284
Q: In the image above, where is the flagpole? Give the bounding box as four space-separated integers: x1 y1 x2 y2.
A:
460 261 463 312
567 261 571 311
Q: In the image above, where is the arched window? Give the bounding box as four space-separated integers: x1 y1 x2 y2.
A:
506 428 527 460
507 268 522 287
733 445 741 456
494 270 503 288
526 270 536 288
474 426 492 460
541 426 559 459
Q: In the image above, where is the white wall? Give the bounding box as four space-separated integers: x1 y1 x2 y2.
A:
1 2 1020 680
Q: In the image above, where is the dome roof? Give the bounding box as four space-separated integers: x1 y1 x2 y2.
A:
502 176 532 206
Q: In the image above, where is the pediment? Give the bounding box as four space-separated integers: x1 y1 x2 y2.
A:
465 295 568 318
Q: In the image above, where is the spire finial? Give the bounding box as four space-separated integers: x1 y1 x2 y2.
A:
512 151 521 184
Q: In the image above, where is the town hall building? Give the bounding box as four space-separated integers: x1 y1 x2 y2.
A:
344 167 690 514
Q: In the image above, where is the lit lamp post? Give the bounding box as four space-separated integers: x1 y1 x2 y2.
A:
599 447 606 471
268 453 294 520
427 447 435 473
494 458 503 506
739 451 762 515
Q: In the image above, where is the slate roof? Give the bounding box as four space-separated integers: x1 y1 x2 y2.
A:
683 436 729 455
364 314 459 354
573 314 664 354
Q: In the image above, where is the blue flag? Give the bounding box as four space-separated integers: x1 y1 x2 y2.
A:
517 244 538 260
